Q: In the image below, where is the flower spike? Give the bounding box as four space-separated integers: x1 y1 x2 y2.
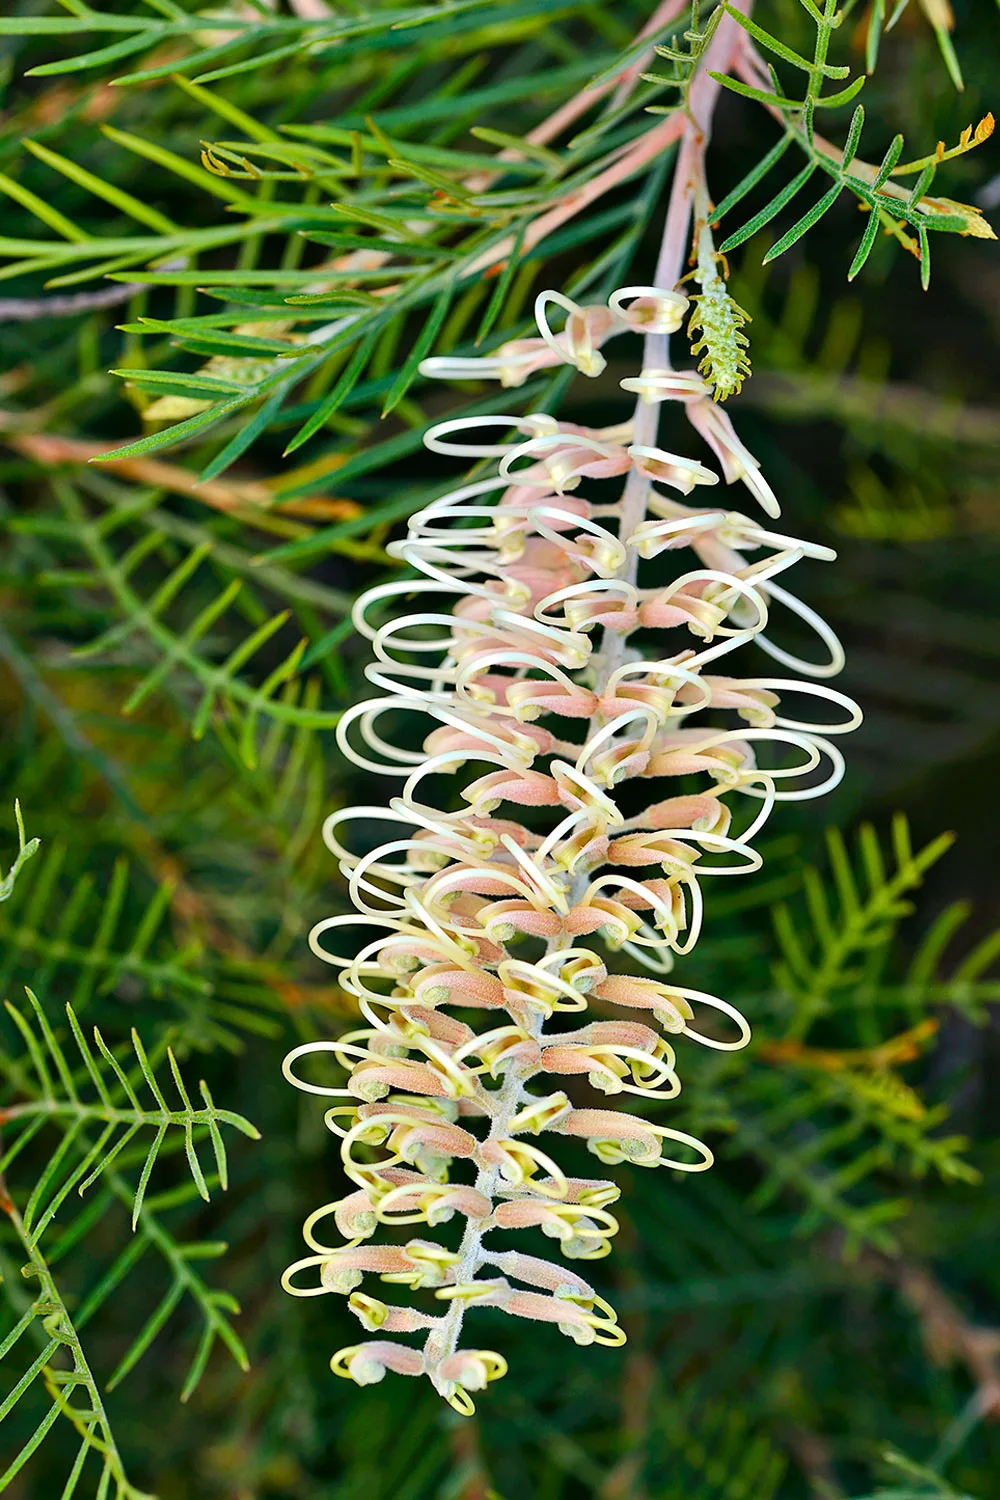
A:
284 274 860 1412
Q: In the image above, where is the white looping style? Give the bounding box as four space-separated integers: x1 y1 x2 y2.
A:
534 290 608 376
608 284 689 334
620 367 711 404
424 412 559 459
285 279 860 1415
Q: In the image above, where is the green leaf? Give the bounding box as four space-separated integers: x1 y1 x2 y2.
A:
298 231 452 259
469 126 562 170
918 224 931 290
0 170 89 243
194 39 312 87
816 73 867 109
26 31 160 76
25 139 179 232
110 369 251 399
930 20 964 93
382 282 454 414
719 161 817 253
106 1281 185 1390
719 3 850 77
476 219 527 343
283 329 378 455
0 17 154 34
111 28 283 88
710 70 802 111
199 379 295 482
0 803 40 903
91 400 246 463
387 156 475 200
866 0 886 73
847 208 881 279
907 162 936 209
873 133 905 188
762 181 844 261
328 202 431 243
842 104 865 170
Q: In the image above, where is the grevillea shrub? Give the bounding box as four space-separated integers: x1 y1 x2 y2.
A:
3 0 999 1487
281 264 862 1412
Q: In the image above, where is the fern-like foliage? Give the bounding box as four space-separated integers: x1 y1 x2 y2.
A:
2 988 259 1231
648 1385 788 1498
0 845 291 1053
0 846 205 1013
706 3 994 285
0 1 650 472
0 981 259 1494
35 478 348 764
0 803 39 906
771 816 999 1029
706 817 998 1253
0 1195 153 1499
2 0 985 487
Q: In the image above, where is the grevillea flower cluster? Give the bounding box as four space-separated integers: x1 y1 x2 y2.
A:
282 278 862 1415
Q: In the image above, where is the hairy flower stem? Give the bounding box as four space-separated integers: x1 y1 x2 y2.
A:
424 1018 542 1386
424 10 748 1385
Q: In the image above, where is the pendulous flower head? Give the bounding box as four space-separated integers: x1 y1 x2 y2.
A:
283 280 861 1415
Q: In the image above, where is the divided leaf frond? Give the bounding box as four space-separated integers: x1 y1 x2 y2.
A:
38 478 348 763
0 1192 155 1500
771 815 956 1025
1 990 258 1239
0 985 259 1480
724 817 997 1253
0 846 205 1014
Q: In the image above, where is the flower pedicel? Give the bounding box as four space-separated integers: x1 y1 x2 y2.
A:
281 280 861 1415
